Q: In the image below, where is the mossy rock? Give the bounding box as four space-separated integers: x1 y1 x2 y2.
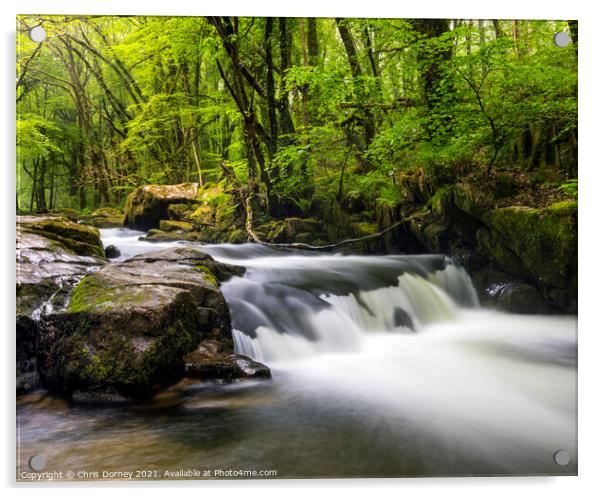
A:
476 227 524 277
453 183 494 221
484 201 577 290
159 220 194 232
16 278 60 316
16 216 107 394
90 216 125 228
283 217 322 237
406 213 453 253
48 208 81 221
90 207 122 218
19 216 105 258
142 229 207 242
429 186 454 218
190 204 215 225
38 247 244 398
83 207 126 228
124 183 199 230
167 204 192 221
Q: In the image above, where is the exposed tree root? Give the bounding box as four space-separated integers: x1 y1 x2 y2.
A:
244 196 404 251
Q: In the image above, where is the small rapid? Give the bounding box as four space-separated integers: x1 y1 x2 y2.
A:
17 227 577 477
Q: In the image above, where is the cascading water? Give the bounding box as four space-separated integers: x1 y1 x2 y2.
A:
209 251 478 363
17 227 577 477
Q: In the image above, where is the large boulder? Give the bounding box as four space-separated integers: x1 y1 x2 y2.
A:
17 216 106 316
124 183 199 230
36 247 262 398
448 183 577 312
482 201 577 290
17 216 107 393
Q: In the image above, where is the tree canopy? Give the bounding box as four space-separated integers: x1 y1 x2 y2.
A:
16 16 577 215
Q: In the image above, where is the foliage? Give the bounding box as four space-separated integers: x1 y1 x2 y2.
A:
16 16 577 216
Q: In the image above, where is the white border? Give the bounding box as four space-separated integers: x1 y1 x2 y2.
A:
3 1 601 495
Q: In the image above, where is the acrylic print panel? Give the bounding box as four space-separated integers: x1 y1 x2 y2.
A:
16 15 577 481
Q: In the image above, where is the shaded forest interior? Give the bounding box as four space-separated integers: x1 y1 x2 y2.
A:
16 16 577 220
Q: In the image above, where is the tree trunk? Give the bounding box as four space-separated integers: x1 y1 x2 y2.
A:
336 18 376 153
307 18 319 66
265 17 278 160
278 18 296 141
412 19 453 139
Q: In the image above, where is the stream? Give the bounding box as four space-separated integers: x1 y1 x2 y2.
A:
17 227 577 478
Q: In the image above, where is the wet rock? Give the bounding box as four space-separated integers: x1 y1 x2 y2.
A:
184 350 271 382
104 244 121 259
472 266 551 314
17 216 106 315
393 307 415 331
71 389 131 405
38 247 245 398
497 283 551 314
124 183 199 230
16 315 38 394
18 215 105 258
17 216 106 394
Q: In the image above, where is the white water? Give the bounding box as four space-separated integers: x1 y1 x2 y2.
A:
96 228 577 474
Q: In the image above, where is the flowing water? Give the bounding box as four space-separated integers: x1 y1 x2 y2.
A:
17 228 577 478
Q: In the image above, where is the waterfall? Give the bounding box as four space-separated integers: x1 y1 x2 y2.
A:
214 251 479 363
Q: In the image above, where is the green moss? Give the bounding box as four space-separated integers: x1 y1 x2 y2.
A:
17 279 60 315
90 216 125 228
352 221 379 236
159 220 194 232
23 218 105 258
67 276 117 313
485 201 577 289
167 204 191 220
67 276 156 313
429 186 453 216
227 229 247 244
49 208 80 220
195 265 219 287
90 207 122 217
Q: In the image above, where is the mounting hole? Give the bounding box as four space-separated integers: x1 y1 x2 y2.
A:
553 449 571 466
553 32 571 48
29 26 46 43
28 454 46 471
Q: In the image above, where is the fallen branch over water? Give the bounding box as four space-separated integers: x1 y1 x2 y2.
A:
244 197 404 251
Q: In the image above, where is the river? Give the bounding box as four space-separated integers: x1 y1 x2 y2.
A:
17 227 577 478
